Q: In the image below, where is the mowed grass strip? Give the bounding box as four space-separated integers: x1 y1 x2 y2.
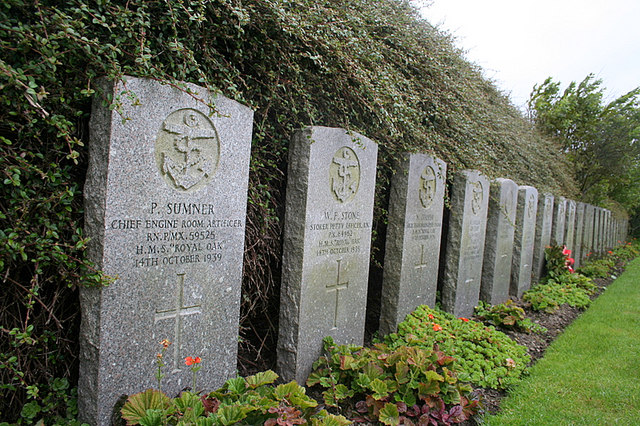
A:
486 257 640 425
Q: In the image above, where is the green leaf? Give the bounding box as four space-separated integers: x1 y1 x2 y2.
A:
245 370 278 388
369 378 390 400
213 404 249 425
121 389 172 425
378 402 400 426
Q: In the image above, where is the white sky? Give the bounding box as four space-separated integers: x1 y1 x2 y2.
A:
419 0 640 109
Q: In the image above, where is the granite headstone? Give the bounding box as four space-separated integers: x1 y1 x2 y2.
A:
441 170 490 317
79 77 253 424
380 153 446 335
510 186 538 297
531 193 554 283
277 126 378 383
550 196 566 246
480 178 518 305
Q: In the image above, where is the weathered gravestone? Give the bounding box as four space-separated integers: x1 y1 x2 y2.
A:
277 126 378 383
380 153 446 335
79 77 253 424
573 203 586 268
510 186 538 298
480 178 518 305
551 196 566 246
441 170 490 317
594 208 603 253
532 193 554 282
564 199 576 252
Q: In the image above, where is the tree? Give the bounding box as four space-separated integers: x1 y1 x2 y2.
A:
528 74 640 213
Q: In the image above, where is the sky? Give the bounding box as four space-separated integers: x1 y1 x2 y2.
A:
418 0 640 109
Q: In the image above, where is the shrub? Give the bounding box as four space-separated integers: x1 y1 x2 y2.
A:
385 306 530 390
474 300 547 334
577 258 615 278
307 337 480 425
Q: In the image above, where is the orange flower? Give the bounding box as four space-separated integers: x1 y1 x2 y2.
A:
432 324 442 332
458 317 469 322
428 314 434 320
160 339 171 348
185 356 201 366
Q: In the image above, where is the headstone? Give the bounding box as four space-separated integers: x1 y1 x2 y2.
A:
532 193 554 282
510 186 538 298
441 170 489 317
550 196 566 246
604 210 612 249
594 208 602 253
79 77 253 424
480 178 518 305
573 203 585 268
380 153 446 335
564 200 576 252
582 204 595 260
277 126 378 383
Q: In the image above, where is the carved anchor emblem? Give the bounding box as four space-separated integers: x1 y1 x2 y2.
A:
155 109 219 192
330 147 360 203
419 166 436 209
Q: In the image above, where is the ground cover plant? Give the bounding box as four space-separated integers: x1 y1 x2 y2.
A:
385 306 530 390
121 368 350 426
474 300 547 334
486 256 640 424
523 245 596 313
307 337 480 425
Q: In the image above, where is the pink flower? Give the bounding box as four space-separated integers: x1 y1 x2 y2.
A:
562 246 571 256
565 257 575 266
568 266 574 273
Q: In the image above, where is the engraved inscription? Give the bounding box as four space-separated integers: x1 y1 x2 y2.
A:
155 109 220 192
329 147 360 203
471 181 483 215
154 273 202 371
326 259 349 328
527 194 536 218
504 188 515 217
419 166 437 209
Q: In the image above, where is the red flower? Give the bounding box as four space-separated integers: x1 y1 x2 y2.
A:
565 257 575 266
428 314 434 320
185 356 201 366
562 246 571 256
432 324 443 331
458 317 469 322
568 266 574 273
608 250 613 255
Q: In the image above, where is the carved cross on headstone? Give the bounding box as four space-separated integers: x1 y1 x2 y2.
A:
155 273 201 371
326 259 349 328
415 244 429 270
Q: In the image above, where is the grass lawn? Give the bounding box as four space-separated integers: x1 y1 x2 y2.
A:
486 257 640 424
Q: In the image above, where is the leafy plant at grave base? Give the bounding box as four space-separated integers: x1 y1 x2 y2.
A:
522 273 596 313
384 306 530 390
474 301 547 335
307 337 480 426
543 245 575 280
121 369 350 426
577 258 615 278
610 241 640 262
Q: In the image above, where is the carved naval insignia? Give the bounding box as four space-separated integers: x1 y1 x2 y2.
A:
329 147 360 203
155 109 220 192
471 180 483 215
419 165 437 209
